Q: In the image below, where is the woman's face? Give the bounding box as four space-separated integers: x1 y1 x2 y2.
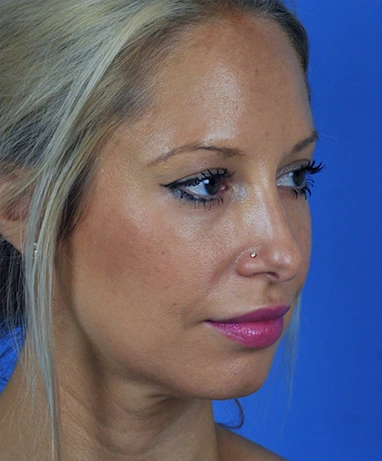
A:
58 18 316 399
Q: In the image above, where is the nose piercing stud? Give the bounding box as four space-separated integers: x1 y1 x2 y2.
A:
250 251 257 258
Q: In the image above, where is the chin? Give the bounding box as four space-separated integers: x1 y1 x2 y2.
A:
206 350 277 400
170 357 274 402
201 375 269 401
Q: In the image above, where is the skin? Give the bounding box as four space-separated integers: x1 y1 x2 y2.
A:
0 15 316 461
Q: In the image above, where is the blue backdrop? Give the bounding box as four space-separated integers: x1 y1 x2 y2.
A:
214 1 382 460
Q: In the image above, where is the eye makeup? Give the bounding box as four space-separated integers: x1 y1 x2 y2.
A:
161 160 325 208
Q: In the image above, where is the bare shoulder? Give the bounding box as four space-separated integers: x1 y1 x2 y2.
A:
216 425 288 461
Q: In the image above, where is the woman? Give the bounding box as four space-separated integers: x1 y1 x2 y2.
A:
0 0 323 459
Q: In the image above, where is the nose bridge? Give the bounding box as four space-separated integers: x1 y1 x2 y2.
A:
239 183 304 281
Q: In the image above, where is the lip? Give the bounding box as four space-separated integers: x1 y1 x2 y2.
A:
205 305 291 349
216 305 291 323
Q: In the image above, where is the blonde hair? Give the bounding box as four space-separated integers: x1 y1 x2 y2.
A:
0 0 309 458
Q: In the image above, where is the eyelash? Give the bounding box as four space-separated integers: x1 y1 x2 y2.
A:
284 160 326 199
162 161 325 208
163 168 233 209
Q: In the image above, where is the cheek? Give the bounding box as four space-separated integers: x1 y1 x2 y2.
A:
287 196 312 263
70 214 183 307
97 211 217 300
56 193 238 381
291 203 312 320
56 206 199 371
59 192 225 332
98 213 179 293
299 203 312 268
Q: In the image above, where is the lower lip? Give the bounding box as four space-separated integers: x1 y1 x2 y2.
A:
205 317 285 349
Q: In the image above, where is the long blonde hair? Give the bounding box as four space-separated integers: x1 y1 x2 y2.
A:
0 0 309 458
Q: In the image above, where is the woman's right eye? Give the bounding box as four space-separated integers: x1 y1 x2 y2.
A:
161 168 234 208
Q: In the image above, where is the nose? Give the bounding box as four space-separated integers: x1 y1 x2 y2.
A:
234 188 308 283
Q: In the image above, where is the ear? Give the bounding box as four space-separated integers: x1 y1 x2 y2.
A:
0 173 31 252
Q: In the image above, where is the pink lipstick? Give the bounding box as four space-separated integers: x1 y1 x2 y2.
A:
206 305 290 349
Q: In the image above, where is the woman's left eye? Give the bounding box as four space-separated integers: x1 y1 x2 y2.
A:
277 160 325 199
162 168 233 208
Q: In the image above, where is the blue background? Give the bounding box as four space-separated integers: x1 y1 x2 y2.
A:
1 1 381 460
214 1 382 460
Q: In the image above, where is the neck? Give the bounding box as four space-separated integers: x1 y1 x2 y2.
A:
0 347 220 461
59 375 219 461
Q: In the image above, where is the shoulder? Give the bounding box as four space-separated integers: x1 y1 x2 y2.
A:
216 425 288 461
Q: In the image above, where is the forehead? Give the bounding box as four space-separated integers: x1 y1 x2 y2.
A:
110 17 312 163
155 16 307 95
166 15 301 78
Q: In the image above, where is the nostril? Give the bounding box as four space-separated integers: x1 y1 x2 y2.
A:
269 245 304 279
234 248 263 278
235 241 303 282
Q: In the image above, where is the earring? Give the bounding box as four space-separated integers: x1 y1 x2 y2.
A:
33 242 38 258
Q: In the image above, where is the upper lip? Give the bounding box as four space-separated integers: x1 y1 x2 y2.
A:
208 305 291 324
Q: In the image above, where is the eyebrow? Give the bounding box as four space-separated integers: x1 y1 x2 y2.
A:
149 129 319 166
291 129 319 154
